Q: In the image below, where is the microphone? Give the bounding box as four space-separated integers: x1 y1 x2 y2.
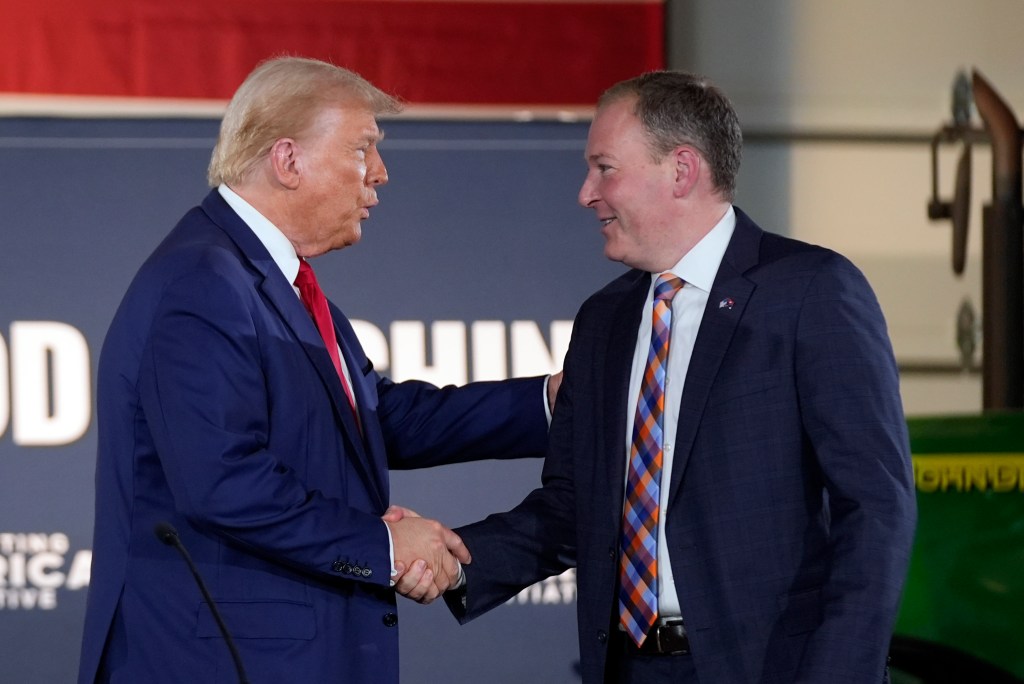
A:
154 522 251 684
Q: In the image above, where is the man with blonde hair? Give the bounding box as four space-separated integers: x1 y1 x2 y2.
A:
79 56 554 684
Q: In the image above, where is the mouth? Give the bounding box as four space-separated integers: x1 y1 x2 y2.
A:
599 216 617 227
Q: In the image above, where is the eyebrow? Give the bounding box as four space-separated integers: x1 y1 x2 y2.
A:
354 127 384 149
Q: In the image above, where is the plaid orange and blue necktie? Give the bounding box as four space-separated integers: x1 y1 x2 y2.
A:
619 273 684 646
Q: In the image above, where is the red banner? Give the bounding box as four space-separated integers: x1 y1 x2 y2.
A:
0 0 663 105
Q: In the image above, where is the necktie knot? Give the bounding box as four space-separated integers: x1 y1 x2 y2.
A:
654 274 685 302
294 259 318 292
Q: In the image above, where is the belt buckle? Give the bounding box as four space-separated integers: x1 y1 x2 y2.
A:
655 625 667 654
654 618 687 655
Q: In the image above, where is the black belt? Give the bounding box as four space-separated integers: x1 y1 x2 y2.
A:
622 619 690 656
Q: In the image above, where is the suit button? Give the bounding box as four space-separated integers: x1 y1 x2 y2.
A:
383 612 398 627
332 561 344 572
362 568 373 578
608 547 616 560
597 630 607 644
352 565 362 576
342 563 353 574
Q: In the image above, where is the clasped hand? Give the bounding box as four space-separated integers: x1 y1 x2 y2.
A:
382 505 469 604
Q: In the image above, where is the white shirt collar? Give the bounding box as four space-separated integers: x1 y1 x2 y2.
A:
656 205 736 292
218 183 301 285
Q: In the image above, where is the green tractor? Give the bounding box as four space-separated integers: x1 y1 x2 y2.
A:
891 414 1024 682
890 71 1024 683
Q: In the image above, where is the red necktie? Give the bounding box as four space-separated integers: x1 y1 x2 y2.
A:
619 273 685 646
294 260 358 417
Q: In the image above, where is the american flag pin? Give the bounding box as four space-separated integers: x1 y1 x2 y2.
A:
719 297 735 310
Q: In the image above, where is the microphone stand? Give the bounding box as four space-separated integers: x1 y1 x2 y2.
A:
155 522 251 684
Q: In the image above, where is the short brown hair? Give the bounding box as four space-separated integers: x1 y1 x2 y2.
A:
600 71 742 201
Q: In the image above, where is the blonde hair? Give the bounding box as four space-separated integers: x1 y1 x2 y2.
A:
207 56 402 187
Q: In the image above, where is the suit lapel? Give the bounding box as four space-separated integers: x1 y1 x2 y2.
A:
600 271 650 525
667 209 762 504
334 311 390 506
200 191 385 507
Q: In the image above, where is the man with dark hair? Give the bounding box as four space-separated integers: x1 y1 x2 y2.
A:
402 71 916 683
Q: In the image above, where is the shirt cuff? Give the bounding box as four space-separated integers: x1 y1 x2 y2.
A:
451 560 466 590
543 375 553 425
385 522 397 587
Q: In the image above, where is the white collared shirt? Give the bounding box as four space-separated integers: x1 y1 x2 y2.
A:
624 206 736 618
218 184 301 287
218 184 361 413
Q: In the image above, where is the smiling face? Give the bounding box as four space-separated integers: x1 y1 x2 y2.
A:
286 105 388 257
578 97 684 272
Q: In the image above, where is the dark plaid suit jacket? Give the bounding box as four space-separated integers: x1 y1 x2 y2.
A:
451 207 916 684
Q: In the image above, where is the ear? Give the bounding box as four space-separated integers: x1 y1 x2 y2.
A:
268 138 301 190
671 146 701 199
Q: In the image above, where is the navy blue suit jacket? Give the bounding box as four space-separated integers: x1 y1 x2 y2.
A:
450 208 916 683
78 190 548 684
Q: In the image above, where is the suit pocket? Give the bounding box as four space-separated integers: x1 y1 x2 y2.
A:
776 587 822 635
196 599 317 640
707 369 782 408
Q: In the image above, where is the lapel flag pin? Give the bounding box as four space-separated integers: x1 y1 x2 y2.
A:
719 297 735 310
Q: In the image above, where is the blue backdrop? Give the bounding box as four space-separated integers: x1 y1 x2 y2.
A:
0 115 626 682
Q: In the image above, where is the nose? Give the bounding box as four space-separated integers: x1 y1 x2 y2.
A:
578 171 598 208
366 147 388 186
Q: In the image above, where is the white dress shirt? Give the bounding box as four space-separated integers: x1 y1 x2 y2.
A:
624 206 736 619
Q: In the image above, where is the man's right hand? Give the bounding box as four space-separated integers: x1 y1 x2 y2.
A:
383 505 469 604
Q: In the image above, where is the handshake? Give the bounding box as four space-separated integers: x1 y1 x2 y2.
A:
382 505 468 604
